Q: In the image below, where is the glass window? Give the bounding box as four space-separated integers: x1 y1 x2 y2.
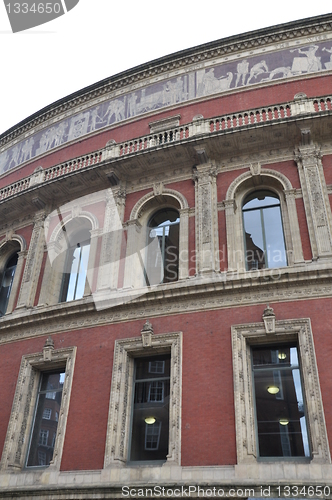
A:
252 344 310 458
59 229 90 302
26 370 65 467
0 253 18 316
146 209 180 284
242 191 287 270
130 355 170 462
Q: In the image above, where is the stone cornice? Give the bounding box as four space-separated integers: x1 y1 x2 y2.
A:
1 263 332 345
1 14 332 149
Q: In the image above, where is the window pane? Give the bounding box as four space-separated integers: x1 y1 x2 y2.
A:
26 371 65 467
243 191 287 270
252 345 310 458
61 240 90 302
0 253 18 316
146 209 179 285
130 355 170 462
263 206 287 268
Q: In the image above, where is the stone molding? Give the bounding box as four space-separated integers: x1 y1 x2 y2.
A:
104 326 182 468
0 343 77 472
231 315 330 464
295 143 332 259
225 167 304 270
1 263 332 345
130 188 189 221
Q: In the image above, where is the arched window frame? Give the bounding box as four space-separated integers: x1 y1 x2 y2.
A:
146 207 180 285
225 168 304 275
0 235 26 316
40 213 99 306
123 189 189 290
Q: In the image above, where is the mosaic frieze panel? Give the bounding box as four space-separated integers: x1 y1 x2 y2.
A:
1 41 332 176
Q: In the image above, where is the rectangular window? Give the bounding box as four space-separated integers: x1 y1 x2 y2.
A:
42 408 52 420
252 344 310 458
26 370 65 467
130 354 170 462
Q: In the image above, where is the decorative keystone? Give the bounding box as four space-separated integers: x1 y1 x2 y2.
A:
262 305 276 334
141 320 154 347
43 336 55 361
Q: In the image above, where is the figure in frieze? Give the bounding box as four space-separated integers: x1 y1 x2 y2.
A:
128 93 138 117
20 137 34 162
52 122 67 147
38 129 51 154
67 112 90 141
0 151 9 174
247 60 269 84
235 59 249 87
103 99 125 124
198 68 233 96
9 144 21 168
290 45 322 73
165 77 184 104
88 107 103 131
322 46 332 69
264 66 292 81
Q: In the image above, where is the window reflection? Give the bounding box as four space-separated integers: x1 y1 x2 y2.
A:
146 209 179 285
130 355 170 462
0 253 18 316
60 228 90 302
242 191 287 270
26 371 65 467
252 345 310 458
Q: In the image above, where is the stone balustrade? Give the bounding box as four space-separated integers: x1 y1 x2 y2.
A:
0 94 331 203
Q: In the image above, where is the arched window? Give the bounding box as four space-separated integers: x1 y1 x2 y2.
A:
242 190 287 270
0 253 18 316
146 208 180 285
59 227 91 303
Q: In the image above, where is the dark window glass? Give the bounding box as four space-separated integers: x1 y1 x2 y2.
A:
60 230 90 302
26 371 65 467
146 209 179 285
252 345 310 458
242 191 287 270
130 355 170 462
0 253 18 316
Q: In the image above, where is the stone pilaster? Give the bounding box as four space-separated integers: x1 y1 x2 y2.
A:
283 189 304 265
178 207 189 280
295 143 332 260
193 162 220 275
123 219 142 289
96 188 126 292
5 249 27 314
16 211 46 309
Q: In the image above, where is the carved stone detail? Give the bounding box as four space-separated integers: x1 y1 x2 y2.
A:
231 317 330 464
0 344 77 471
16 211 46 309
193 162 220 274
104 330 182 468
295 143 332 259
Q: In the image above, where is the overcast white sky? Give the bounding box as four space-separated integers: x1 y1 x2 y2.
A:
0 1 331 136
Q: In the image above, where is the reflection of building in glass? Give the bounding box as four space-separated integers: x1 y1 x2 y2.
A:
26 372 65 467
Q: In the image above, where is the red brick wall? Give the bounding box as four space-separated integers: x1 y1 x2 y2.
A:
1 298 332 470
